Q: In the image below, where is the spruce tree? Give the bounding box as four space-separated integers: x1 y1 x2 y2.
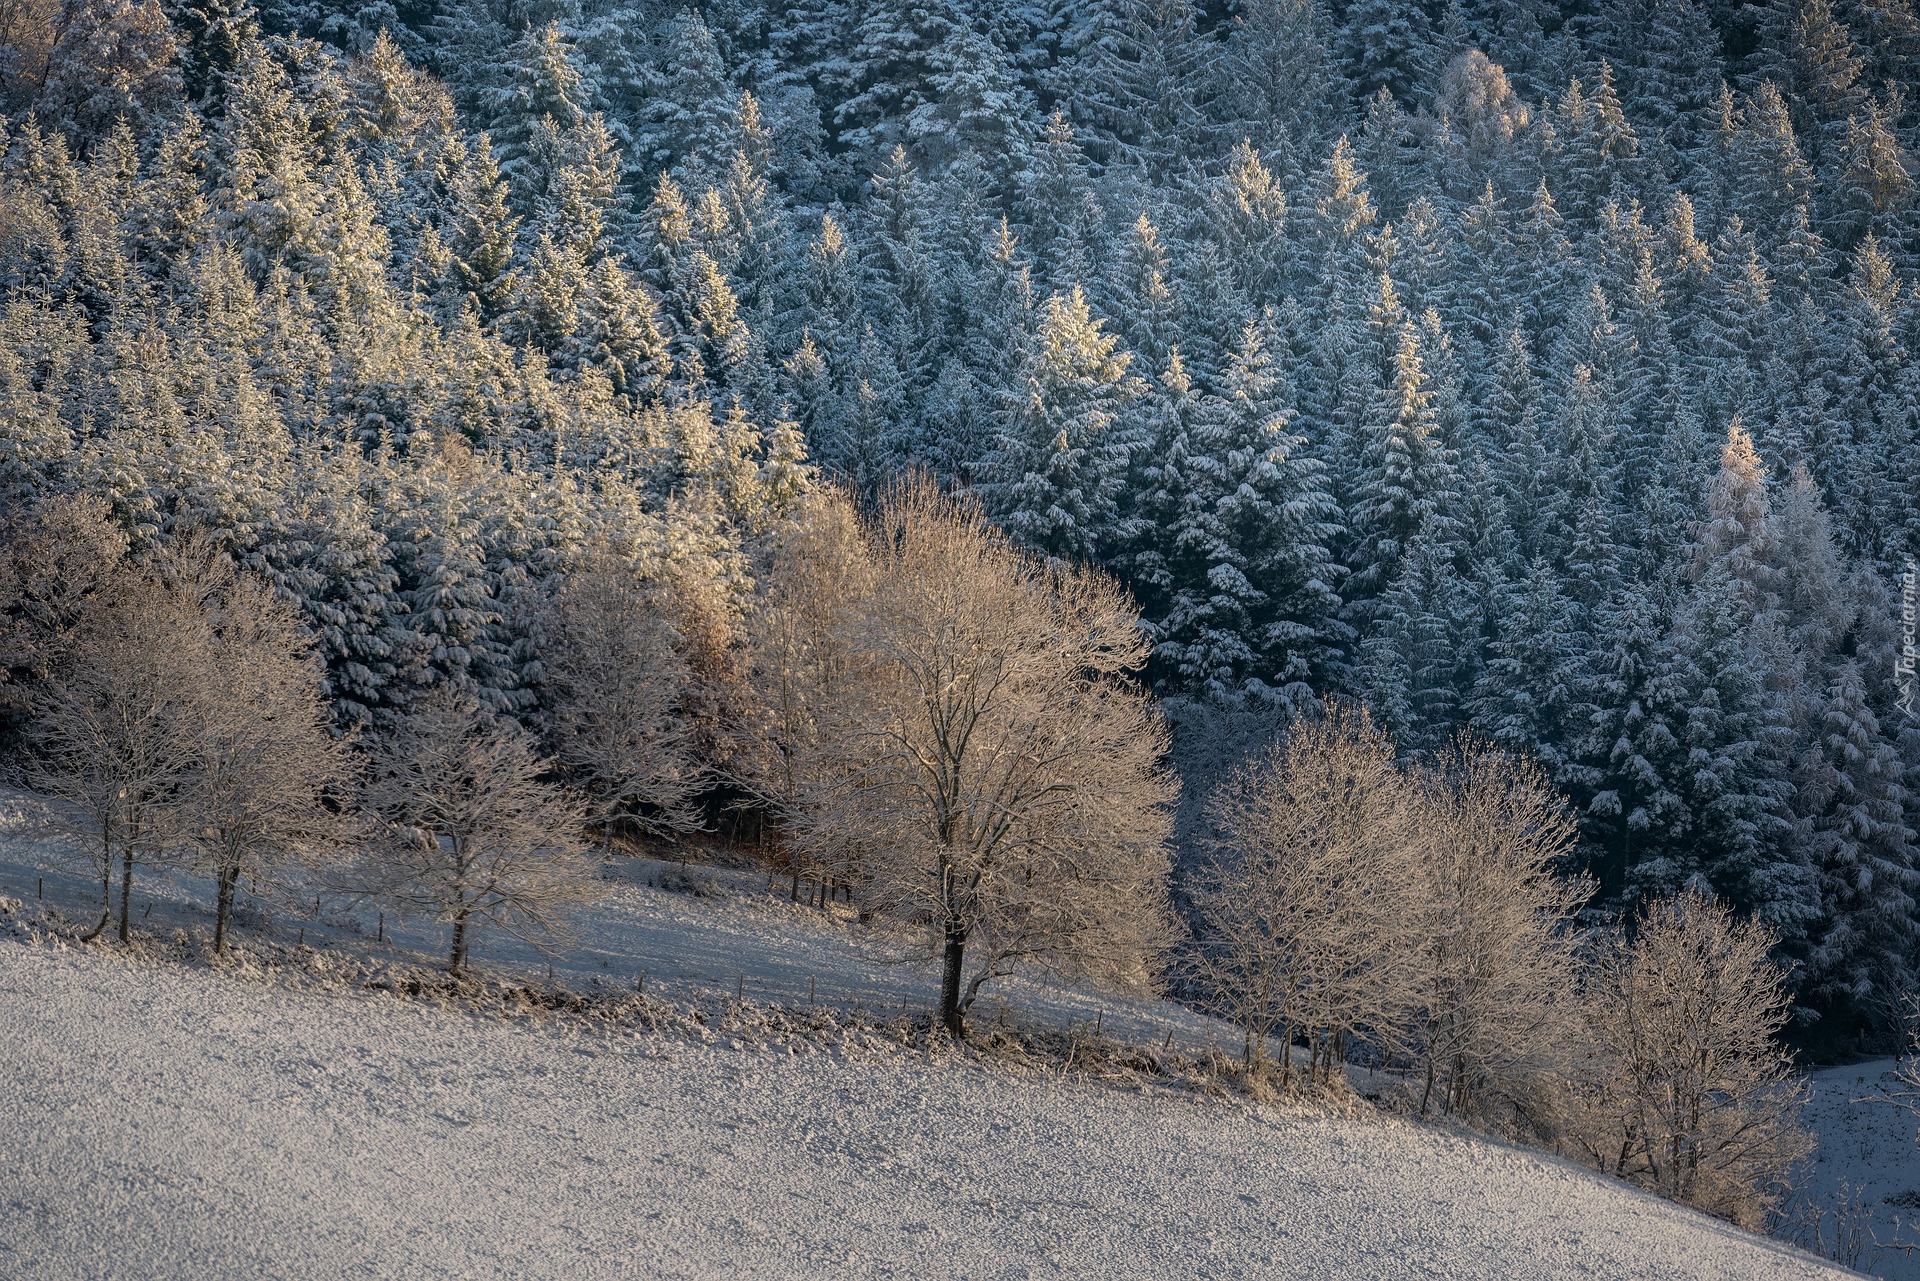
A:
1797 661 1919 1023
907 17 1038 176
1569 583 1692 901
641 8 737 182
1338 0 1435 106
1019 110 1101 290
1344 320 1458 610
1219 0 1342 181
1470 555 1586 780
481 23 589 209
979 287 1146 561
1136 325 1342 703
1068 0 1213 178
1205 140 1290 302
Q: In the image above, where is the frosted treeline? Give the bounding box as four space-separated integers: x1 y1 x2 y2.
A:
0 0 1917 1049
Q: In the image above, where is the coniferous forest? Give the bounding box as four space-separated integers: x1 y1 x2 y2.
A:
1 0 1918 1065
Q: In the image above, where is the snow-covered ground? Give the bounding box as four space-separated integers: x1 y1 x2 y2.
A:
0 937 1854 1281
1796 1058 1920 1279
0 778 1863 1281
0 805 1225 1055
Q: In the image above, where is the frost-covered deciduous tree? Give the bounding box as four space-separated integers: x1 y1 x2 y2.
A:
0 494 128 721
170 536 350 953
1435 50 1532 161
1191 704 1424 1090
735 491 872 900
540 542 702 850
1415 735 1589 1122
798 480 1176 1038
1566 891 1813 1228
25 547 205 945
358 687 597 975
33 0 182 140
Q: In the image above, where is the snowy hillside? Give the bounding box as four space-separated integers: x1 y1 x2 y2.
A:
0 851 1857 1281
0 824 1222 1055
1800 1059 1920 1280
1 0 1917 1272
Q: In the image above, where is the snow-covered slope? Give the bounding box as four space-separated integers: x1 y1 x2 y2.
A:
1798 1058 1920 1279
0 792 1233 1058
0 939 1850 1281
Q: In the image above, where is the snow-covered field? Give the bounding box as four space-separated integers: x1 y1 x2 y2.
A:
0 790 1864 1281
1796 1058 1920 1279
0 817 1226 1055
0 938 1854 1281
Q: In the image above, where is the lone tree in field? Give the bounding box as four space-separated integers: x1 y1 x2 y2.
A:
173 542 351 953
360 688 598 976
1415 734 1589 1121
1191 704 1425 1089
541 543 703 850
798 480 1177 1038
1567 890 1812 1228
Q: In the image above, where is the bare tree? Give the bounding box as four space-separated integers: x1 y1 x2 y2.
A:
796 481 1177 1038
1566 890 1813 1228
171 544 352 953
1190 704 1425 1090
9 515 350 951
1415 734 1591 1123
27 566 206 943
1892 999 1920 1141
0 494 130 730
359 688 598 976
734 492 873 900
541 542 703 850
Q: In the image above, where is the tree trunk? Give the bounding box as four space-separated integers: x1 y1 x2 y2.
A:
214 864 237 954
1619 824 1632 901
117 843 135 944
938 921 968 1039
81 829 111 943
449 911 469 976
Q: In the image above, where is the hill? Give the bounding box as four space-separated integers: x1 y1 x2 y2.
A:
0 848 1858 1281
